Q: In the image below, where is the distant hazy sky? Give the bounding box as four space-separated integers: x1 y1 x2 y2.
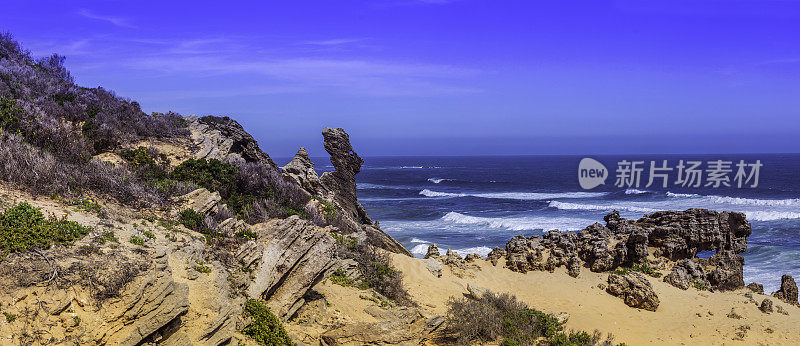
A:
3 0 800 157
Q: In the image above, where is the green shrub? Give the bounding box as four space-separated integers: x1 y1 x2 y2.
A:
171 158 236 193
143 230 155 239
235 228 257 240
129 235 144 246
68 198 102 215
3 312 15 322
0 202 92 258
93 230 118 244
693 280 707 291
178 209 205 232
241 299 295 346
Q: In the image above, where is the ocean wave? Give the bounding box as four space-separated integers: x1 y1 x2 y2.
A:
667 192 800 207
410 237 429 244
744 211 800 221
625 188 650 194
419 189 608 200
357 183 412 190
441 211 593 231
454 246 493 258
410 244 430 256
548 201 659 213
427 177 454 184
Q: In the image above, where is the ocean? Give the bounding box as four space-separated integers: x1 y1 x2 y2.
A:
281 154 800 293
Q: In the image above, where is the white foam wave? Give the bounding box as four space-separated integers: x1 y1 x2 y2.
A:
625 188 650 194
410 237 429 244
744 211 800 221
454 246 493 258
667 192 800 207
357 183 411 190
548 201 658 213
419 189 608 200
441 211 593 231
410 244 430 256
427 177 453 184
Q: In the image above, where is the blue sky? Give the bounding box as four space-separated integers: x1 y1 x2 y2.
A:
3 0 800 158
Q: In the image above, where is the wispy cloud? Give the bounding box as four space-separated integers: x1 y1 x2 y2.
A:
299 38 364 46
78 9 136 28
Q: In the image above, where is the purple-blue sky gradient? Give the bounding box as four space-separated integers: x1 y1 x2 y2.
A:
3 0 800 157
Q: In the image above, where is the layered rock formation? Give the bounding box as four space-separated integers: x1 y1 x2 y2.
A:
283 127 411 256
607 272 660 311
188 115 276 168
496 209 752 291
772 275 798 306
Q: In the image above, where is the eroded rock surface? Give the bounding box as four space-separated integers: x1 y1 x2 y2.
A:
282 147 322 194
188 115 276 168
606 272 660 312
772 275 799 306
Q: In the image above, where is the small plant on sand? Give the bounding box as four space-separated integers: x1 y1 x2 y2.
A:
143 230 155 239
178 208 205 232
3 312 16 322
129 235 145 246
241 299 295 346
93 229 118 244
67 198 102 215
693 280 708 291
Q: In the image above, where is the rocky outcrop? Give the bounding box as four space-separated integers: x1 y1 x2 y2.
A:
664 259 707 290
98 248 190 345
747 282 764 294
282 147 321 194
320 306 442 345
498 209 751 291
772 275 798 306
238 216 337 319
606 272 660 311
424 243 441 259
316 127 411 256
441 249 466 268
179 188 221 215
760 299 774 314
188 115 276 168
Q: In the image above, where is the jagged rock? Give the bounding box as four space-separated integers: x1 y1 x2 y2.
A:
606 272 660 311
760 299 774 314
747 282 764 294
243 216 336 319
486 247 506 266
466 283 489 300
664 259 707 290
188 115 276 168
282 147 321 194
640 209 751 260
441 249 465 268
706 251 745 291
317 127 411 256
464 253 483 263
424 258 442 278
504 235 544 273
424 243 441 259
180 188 221 215
320 320 420 345
772 275 798 306
566 255 581 278
99 248 190 345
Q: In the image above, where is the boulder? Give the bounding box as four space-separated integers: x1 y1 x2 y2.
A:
180 188 221 215
441 249 465 268
464 253 483 263
664 259 707 290
606 272 660 311
747 282 764 294
424 258 442 278
760 299 774 314
466 283 489 300
282 147 321 194
772 275 798 306
486 247 506 266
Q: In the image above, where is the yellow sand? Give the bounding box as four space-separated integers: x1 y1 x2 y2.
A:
391 254 800 345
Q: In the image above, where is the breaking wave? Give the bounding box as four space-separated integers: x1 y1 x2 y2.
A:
419 189 608 200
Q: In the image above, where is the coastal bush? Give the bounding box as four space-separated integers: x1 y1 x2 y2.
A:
444 291 621 346
0 34 188 207
171 158 237 193
334 240 411 304
241 299 295 346
178 209 205 232
0 202 92 258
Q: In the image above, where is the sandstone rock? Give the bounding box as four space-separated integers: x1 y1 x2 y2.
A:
664 259 707 290
556 312 570 324
606 272 660 311
99 248 190 346
747 282 764 294
423 258 442 278
466 283 489 300
243 216 336 319
282 147 321 194
180 188 221 215
188 115 276 168
486 247 506 266
320 320 419 345
464 253 483 262
760 299 774 314
424 243 440 259
567 255 581 278
772 275 798 306
706 251 745 291
640 209 751 260
441 249 465 268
